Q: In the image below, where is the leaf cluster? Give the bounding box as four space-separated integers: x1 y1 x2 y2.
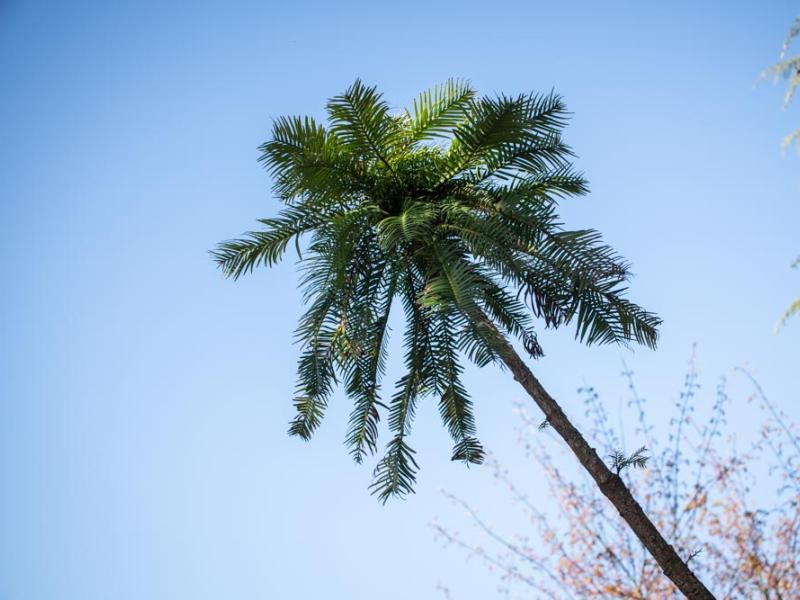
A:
760 17 800 151
608 446 650 476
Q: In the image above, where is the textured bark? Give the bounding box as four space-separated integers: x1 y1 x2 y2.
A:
477 315 716 599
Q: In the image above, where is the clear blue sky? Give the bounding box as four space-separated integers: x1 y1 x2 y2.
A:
2 1 799 598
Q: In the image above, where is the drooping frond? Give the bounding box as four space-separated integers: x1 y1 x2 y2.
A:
438 182 660 348
213 205 337 279
370 278 431 502
288 345 336 439
287 289 339 439
288 210 380 438
429 311 484 464
570 283 661 349
343 267 397 462
370 436 419 504
475 269 544 359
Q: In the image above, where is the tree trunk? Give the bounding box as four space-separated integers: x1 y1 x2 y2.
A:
476 314 716 599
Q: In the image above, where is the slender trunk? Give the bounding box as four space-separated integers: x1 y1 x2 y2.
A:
476 314 716 599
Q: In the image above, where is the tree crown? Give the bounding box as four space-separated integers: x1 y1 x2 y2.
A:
213 79 661 501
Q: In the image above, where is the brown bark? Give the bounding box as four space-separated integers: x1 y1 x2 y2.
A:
476 315 716 599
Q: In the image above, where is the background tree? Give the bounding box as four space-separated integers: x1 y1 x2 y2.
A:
434 358 800 598
214 80 712 597
761 17 800 331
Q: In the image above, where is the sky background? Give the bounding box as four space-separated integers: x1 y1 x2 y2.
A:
2 1 799 598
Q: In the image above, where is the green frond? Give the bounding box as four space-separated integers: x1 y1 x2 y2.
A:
540 229 631 283
404 78 475 143
287 279 342 440
327 79 401 170
261 115 362 202
288 340 337 439
469 133 574 184
608 446 650 475
343 269 397 462
457 321 500 367
532 230 659 348
370 436 419 503
213 209 317 279
450 437 485 463
370 283 431 501
571 285 661 349
429 311 484 464
444 92 568 180
289 220 383 440
388 281 433 438
418 241 489 315
376 201 437 249
476 271 544 359
520 166 590 199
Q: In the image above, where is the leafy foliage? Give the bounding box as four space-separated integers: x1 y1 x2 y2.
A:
436 361 800 598
762 21 800 331
761 17 800 152
214 79 661 501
